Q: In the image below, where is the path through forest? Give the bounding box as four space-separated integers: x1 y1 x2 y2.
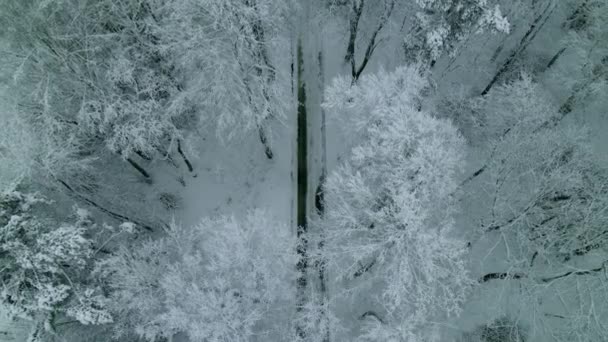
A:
295 37 309 339
294 6 333 333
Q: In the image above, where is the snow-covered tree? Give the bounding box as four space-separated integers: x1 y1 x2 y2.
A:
0 0 182 181
547 0 608 115
463 74 608 261
461 75 608 341
321 0 508 83
322 0 398 81
73 0 186 160
0 187 112 330
0 90 90 190
404 0 510 65
319 66 471 340
158 0 295 158
98 211 297 341
1 0 295 169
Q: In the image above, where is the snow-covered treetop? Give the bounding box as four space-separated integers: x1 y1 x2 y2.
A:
468 74 608 261
407 0 509 62
553 0 608 100
100 210 297 341
0 187 111 325
159 0 294 142
321 66 471 339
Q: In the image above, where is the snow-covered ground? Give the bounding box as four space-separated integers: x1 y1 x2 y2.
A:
155 122 296 230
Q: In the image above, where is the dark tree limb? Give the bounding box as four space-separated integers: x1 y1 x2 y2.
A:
479 272 527 282
359 311 386 325
345 0 365 69
457 127 512 188
529 64 606 135
459 165 487 188
353 1 395 81
315 182 325 216
485 213 523 232
484 200 560 233
545 47 567 71
176 139 194 173
135 150 152 161
481 1 555 96
572 239 606 258
544 313 566 319
248 0 276 160
541 261 608 283
353 259 376 278
556 64 605 116
258 125 274 160
126 157 151 180
530 251 539 267
480 261 608 284
344 0 395 82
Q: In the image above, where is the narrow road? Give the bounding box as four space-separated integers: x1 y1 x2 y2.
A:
294 25 331 339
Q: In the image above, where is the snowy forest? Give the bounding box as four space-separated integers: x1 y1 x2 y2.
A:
0 0 607 341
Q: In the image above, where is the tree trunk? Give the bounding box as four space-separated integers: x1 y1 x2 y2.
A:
344 0 365 74
315 49 330 342
126 157 152 180
344 0 395 82
176 139 194 173
135 150 152 161
258 125 274 160
481 0 555 96
353 0 395 82
544 47 567 71
249 0 276 160
295 38 309 339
